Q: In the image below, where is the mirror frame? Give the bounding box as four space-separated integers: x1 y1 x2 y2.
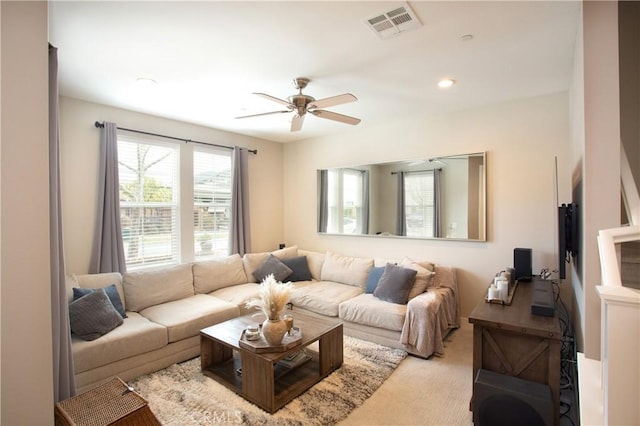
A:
317 152 487 241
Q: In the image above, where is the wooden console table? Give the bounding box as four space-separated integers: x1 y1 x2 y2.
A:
468 277 562 425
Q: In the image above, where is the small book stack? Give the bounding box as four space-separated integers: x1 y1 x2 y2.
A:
277 351 311 370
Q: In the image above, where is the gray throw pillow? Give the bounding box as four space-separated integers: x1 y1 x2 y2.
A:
73 284 127 318
253 254 293 282
69 289 124 341
373 263 417 305
281 256 312 282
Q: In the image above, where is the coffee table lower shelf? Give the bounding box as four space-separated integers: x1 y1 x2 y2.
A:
202 351 323 412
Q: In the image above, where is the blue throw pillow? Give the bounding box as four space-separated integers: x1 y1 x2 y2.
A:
73 284 127 318
365 266 386 294
281 256 313 282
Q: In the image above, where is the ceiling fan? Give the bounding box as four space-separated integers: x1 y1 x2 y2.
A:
235 77 361 132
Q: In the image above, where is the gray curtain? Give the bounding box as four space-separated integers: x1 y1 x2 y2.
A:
49 44 76 401
361 170 370 234
90 122 127 273
395 172 406 236
433 169 442 238
229 147 251 255
317 169 329 232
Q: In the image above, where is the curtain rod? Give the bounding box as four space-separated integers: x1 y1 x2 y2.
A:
94 121 257 154
391 168 442 175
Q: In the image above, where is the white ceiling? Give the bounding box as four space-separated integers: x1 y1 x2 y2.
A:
49 1 580 143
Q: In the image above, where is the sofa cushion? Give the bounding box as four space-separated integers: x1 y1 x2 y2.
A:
253 254 293 282
281 256 313 282
365 266 385 294
72 312 168 374
123 263 194 312
242 252 270 283
242 247 299 283
339 293 407 332
69 290 124 341
320 252 373 288
290 281 363 317
73 284 127 318
271 245 299 259
71 272 124 308
139 294 239 343
433 265 456 291
193 254 248 294
373 263 417 305
399 258 436 300
209 283 261 315
298 249 325 281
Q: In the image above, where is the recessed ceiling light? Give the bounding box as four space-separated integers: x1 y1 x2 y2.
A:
438 79 456 89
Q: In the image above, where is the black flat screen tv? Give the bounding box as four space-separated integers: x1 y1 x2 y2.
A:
558 203 578 280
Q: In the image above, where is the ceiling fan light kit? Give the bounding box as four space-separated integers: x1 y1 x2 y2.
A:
236 77 361 132
438 78 456 89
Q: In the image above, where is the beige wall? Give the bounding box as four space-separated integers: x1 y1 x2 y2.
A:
1 1 54 424
59 97 285 274
569 1 621 359
283 92 572 318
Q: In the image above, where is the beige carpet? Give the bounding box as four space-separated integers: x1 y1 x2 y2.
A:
340 320 474 425
131 321 474 425
130 335 407 425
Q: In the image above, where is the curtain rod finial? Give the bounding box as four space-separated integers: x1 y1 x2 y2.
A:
94 121 104 128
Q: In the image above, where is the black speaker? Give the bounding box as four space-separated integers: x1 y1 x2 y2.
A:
514 248 532 281
473 369 553 426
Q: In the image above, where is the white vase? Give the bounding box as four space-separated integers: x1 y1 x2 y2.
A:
262 319 287 345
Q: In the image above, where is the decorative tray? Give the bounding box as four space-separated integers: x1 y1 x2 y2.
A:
484 281 518 306
239 327 302 353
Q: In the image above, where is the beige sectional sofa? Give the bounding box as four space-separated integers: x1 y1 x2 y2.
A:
67 246 459 393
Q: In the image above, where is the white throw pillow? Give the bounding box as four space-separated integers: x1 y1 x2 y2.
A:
320 251 374 288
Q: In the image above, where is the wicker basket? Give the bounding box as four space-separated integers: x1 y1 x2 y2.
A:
55 377 160 426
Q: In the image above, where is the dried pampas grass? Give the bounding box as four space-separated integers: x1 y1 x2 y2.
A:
245 274 293 320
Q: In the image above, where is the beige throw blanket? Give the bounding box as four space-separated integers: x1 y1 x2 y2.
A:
400 265 459 357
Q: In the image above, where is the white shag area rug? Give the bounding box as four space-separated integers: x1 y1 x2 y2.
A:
129 336 407 425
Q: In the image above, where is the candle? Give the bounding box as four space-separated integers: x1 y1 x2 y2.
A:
488 284 499 300
497 280 509 301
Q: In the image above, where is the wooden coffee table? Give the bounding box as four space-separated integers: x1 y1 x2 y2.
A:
200 311 343 413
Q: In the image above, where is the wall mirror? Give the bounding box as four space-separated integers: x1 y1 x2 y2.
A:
317 152 486 241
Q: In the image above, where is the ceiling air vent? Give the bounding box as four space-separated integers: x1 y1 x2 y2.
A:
364 2 422 40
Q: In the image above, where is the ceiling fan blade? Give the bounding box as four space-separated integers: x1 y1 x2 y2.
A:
253 92 292 108
308 93 357 109
310 109 361 125
235 110 291 119
291 114 305 132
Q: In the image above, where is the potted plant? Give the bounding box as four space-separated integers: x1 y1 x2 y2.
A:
198 233 213 253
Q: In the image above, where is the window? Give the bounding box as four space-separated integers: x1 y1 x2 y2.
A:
118 137 179 269
193 148 232 260
326 168 365 234
404 171 435 237
118 135 233 270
